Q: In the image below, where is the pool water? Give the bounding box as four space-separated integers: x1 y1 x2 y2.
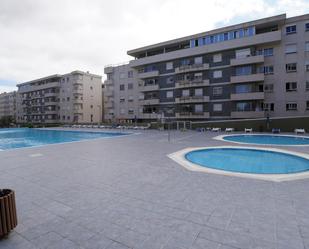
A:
0 128 127 150
185 148 309 174
222 134 309 145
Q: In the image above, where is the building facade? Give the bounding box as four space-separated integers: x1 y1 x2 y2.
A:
16 71 102 124
0 91 16 119
104 13 309 122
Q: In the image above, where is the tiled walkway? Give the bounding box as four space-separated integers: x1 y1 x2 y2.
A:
0 129 309 249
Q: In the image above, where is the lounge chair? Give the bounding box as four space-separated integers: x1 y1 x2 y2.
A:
294 128 305 134
211 128 221 132
225 128 234 132
272 128 280 134
245 128 253 133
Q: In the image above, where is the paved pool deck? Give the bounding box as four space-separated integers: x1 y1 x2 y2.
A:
1 128 309 249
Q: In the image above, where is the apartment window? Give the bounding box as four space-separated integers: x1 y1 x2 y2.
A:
306 81 309 91
128 71 133 78
213 103 223 112
264 48 274 57
128 96 134 102
120 84 125 91
286 103 297 111
286 25 296 34
213 70 222 78
166 62 173 70
213 53 222 63
67 97 70 101
128 109 134 114
120 97 125 103
194 104 203 113
107 73 113 80
286 63 297 73
235 84 252 93
285 44 297 54
90 105 93 109
128 83 133 90
263 66 274 75
213 86 223 96
195 88 203 96
306 23 309 31
264 103 274 111
182 89 190 97
306 61 309 71
286 82 297 92
166 91 173 98
67 116 70 120
306 101 309 110
306 42 309 52
235 66 252 76
235 48 250 58
193 72 203 81
194 56 203 65
264 84 274 93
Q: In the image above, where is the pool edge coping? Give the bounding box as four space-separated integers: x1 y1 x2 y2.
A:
213 133 309 147
167 146 309 182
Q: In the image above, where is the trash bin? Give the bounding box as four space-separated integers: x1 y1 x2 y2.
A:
0 189 17 238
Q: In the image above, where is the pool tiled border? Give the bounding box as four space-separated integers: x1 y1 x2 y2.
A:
213 133 309 146
168 146 309 182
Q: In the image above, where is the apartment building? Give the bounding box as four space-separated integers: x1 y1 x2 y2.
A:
16 71 102 124
104 13 309 122
0 91 16 119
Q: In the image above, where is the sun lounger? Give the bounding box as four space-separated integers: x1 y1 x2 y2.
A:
272 128 280 134
211 128 221 132
294 128 305 134
245 128 253 133
225 128 234 132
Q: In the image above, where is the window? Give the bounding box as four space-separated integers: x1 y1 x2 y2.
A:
306 61 309 71
128 109 134 114
166 91 173 98
120 97 125 103
306 42 309 52
120 84 125 91
286 63 297 73
286 103 297 111
182 89 190 97
264 84 274 92
213 53 222 62
306 23 309 31
128 96 134 102
67 97 70 101
235 66 252 75
194 56 203 65
194 104 203 113
195 88 203 96
213 70 222 78
213 103 223 112
213 87 223 96
286 25 296 34
285 44 297 54
235 48 250 58
128 71 133 78
264 103 274 111
286 82 297 92
128 83 133 90
193 73 202 81
235 84 252 93
107 73 113 80
263 66 274 75
166 62 173 70
306 81 309 91
306 101 309 110
263 48 274 57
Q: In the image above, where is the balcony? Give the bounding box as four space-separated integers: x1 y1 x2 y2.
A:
230 73 264 84
140 99 160 105
175 112 210 119
230 92 264 101
175 96 209 103
230 55 264 66
104 66 114 74
175 79 210 89
73 88 83 94
104 80 113 86
139 84 159 92
175 63 209 74
231 111 264 119
44 110 58 114
44 92 58 97
138 70 159 79
140 113 159 119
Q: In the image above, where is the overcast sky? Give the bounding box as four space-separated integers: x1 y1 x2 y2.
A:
0 0 309 93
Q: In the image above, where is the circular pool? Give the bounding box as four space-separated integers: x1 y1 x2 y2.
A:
217 134 309 146
185 147 309 174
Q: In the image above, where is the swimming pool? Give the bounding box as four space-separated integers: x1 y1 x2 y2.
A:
215 134 309 146
0 128 128 150
185 147 309 174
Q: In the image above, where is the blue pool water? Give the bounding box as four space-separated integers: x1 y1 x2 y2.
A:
222 134 309 145
185 148 309 174
0 128 128 150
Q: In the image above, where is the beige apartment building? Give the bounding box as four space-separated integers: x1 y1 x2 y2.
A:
0 91 16 119
16 71 103 124
104 13 309 123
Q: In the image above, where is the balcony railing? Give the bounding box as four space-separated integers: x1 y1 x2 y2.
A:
230 55 264 66
175 112 210 119
230 92 264 101
138 70 159 79
140 99 160 105
175 96 209 103
139 84 159 92
231 110 264 119
175 79 210 88
175 63 209 74
230 73 264 84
